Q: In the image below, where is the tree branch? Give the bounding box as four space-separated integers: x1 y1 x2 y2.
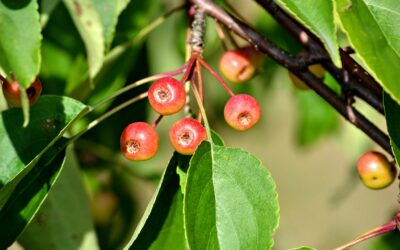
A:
190 0 392 155
254 0 384 114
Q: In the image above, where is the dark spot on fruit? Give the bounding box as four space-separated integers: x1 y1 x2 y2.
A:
238 65 250 80
126 140 140 154
155 87 171 103
238 111 252 126
178 131 194 146
26 86 36 98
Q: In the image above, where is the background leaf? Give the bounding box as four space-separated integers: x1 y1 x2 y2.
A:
0 0 41 87
185 142 279 250
0 95 86 187
276 0 340 66
124 153 189 250
0 148 66 249
0 95 87 231
18 149 99 250
40 0 61 27
336 0 400 104
62 0 105 79
91 0 131 50
295 75 339 146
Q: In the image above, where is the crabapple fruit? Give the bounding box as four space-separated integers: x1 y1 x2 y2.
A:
2 77 42 107
219 46 263 84
148 77 186 115
120 122 159 161
224 94 261 131
169 118 207 155
357 151 397 189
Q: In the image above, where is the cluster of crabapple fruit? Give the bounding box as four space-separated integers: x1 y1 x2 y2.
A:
356 151 397 190
120 46 263 161
1 75 42 107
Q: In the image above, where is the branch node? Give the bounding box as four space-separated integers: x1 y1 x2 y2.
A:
189 5 206 54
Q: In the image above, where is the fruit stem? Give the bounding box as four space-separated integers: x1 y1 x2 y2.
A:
180 55 198 84
190 75 202 122
152 115 164 127
333 220 397 250
91 66 186 110
70 92 148 142
196 59 204 101
190 78 212 140
199 58 235 96
213 20 229 51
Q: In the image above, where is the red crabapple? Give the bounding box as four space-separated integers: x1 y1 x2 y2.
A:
219 46 263 84
2 77 42 107
357 151 397 189
148 77 186 115
169 118 207 155
120 122 159 161
224 94 261 131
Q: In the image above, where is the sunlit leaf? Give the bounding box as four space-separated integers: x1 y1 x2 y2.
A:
0 0 41 87
18 149 99 250
185 141 279 250
336 0 400 104
276 0 340 66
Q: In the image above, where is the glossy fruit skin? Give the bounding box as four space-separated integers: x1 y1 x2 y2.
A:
219 46 263 84
2 77 42 107
169 118 207 155
224 94 261 131
357 151 397 189
120 122 159 161
148 77 186 115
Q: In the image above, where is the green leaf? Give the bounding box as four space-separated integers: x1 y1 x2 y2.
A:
62 0 105 79
117 0 130 14
40 0 61 27
276 0 340 66
0 147 67 249
185 141 279 250
124 153 189 250
383 92 400 165
92 0 130 49
18 149 99 250
211 130 225 146
177 130 224 195
0 95 87 223
370 231 400 250
0 95 87 188
295 90 339 146
336 0 400 104
0 0 41 87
